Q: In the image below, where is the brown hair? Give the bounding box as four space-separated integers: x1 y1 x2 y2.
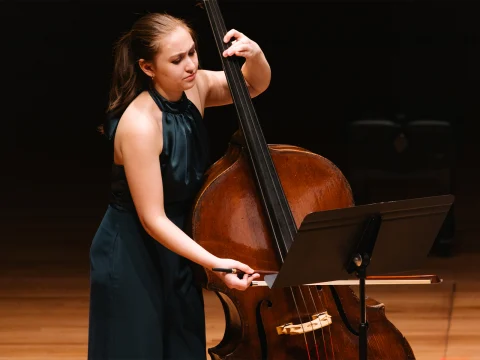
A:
101 12 196 131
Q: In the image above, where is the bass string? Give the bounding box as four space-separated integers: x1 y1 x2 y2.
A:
205 1 334 358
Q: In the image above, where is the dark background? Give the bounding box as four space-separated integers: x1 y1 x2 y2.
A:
4 0 480 267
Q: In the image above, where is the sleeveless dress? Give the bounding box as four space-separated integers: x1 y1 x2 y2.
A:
88 87 211 360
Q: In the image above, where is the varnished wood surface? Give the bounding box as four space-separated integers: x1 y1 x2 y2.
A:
1 243 479 359
204 252 480 360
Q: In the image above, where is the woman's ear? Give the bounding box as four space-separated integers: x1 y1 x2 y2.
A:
138 59 155 78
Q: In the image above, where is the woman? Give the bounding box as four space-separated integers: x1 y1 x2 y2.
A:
88 11 271 360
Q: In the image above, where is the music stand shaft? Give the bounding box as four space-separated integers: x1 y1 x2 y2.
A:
262 195 454 360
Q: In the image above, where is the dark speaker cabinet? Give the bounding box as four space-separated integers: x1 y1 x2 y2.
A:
346 118 456 256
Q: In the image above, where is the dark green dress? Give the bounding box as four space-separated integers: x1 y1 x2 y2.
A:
88 87 211 360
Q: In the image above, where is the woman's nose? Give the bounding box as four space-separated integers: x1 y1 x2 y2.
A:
185 57 196 72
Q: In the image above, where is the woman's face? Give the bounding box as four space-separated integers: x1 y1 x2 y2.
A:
151 26 198 94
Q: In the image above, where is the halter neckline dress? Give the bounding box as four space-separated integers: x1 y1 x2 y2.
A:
88 87 211 360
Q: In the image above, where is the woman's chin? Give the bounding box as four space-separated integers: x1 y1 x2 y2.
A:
183 81 196 91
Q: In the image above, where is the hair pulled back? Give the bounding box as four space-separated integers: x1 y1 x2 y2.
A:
107 13 196 116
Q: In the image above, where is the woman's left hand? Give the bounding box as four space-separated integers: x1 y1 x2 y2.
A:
223 29 261 59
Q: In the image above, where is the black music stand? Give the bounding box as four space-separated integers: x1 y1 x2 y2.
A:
263 194 454 360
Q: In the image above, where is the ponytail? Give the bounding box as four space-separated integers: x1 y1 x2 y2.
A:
99 13 197 134
107 31 146 116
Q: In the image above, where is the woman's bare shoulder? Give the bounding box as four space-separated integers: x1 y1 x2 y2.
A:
117 91 162 137
114 91 163 164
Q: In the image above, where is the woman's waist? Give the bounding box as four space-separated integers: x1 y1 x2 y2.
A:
109 192 194 218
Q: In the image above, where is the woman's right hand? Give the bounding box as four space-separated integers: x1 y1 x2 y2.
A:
213 258 260 291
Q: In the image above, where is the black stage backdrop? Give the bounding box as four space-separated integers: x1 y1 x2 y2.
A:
4 1 480 263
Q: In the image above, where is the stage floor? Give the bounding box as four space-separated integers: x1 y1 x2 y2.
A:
1 237 479 360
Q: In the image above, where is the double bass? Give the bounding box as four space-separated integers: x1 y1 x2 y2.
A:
190 1 419 358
